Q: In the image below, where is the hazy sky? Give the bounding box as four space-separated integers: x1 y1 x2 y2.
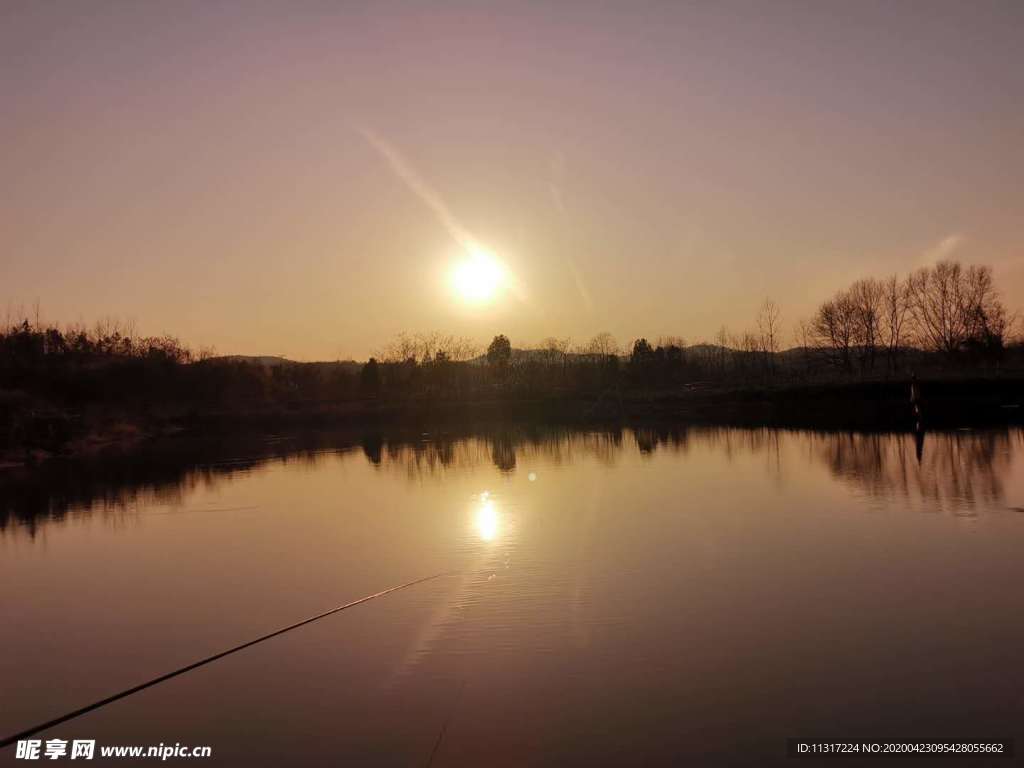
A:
3 0 1022 359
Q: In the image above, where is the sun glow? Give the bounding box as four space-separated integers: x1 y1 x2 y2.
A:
452 244 505 304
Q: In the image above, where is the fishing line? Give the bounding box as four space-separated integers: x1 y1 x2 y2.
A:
0 572 453 748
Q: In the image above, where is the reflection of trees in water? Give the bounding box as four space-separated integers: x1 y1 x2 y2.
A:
367 427 626 481
1 460 227 537
350 426 1022 513
491 435 517 472
4 426 1020 537
810 430 1020 512
361 433 383 465
0 434 355 538
2 427 633 534
632 425 783 463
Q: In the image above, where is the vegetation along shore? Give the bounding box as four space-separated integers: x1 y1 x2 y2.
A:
2 260 1021 465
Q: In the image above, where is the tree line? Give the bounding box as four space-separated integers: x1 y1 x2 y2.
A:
1 259 1020 425
798 261 1011 374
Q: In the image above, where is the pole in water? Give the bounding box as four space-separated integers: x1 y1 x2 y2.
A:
0 572 452 749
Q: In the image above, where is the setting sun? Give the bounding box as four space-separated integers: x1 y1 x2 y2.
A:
452 245 505 304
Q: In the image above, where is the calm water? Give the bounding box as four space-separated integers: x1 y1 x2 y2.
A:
2 426 1024 766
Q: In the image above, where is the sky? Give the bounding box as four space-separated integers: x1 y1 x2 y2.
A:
2 0 1022 360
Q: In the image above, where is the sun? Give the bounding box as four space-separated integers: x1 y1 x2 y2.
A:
452 244 505 304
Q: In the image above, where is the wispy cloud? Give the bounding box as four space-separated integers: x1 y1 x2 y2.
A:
920 233 965 264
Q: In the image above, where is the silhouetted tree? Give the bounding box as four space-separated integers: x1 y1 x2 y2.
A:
882 274 911 372
631 338 653 364
906 261 1008 359
812 293 857 372
757 299 781 375
585 332 618 359
487 334 512 367
628 338 655 385
360 357 381 395
848 279 883 371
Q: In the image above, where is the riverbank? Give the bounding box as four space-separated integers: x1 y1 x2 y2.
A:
3 375 1022 469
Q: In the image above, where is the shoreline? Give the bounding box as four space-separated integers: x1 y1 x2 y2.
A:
3 376 1022 470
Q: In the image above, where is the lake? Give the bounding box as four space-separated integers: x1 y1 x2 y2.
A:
2 426 1023 766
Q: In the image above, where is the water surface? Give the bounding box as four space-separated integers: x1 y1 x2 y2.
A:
2 426 1023 766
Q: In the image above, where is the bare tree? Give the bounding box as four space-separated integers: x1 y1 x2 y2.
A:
794 317 815 378
757 299 781 374
539 336 571 360
848 278 883 371
737 330 759 378
812 292 856 372
881 274 911 373
378 332 419 364
444 336 479 362
714 325 732 376
585 332 618 358
906 261 1006 358
379 331 478 364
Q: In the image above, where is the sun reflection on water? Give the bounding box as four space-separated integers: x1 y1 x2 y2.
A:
474 491 499 541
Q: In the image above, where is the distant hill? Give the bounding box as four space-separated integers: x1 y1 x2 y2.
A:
213 344 912 369
465 348 620 366
211 355 292 367
210 356 363 374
